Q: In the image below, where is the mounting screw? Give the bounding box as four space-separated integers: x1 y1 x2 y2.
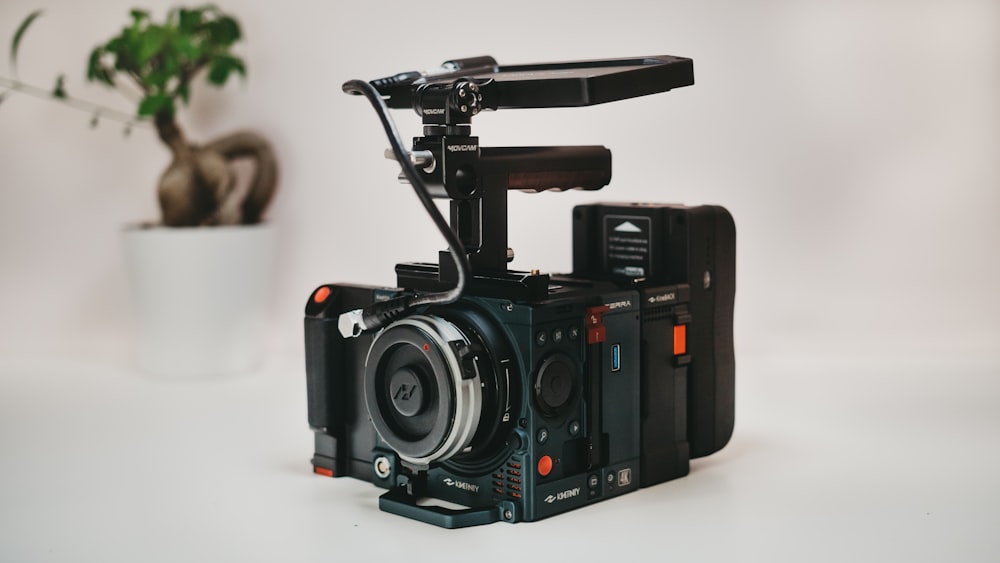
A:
373 456 392 479
505 302 514 312
504 510 513 520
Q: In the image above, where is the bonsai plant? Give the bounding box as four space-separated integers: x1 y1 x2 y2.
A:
3 6 279 376
3 6 278 226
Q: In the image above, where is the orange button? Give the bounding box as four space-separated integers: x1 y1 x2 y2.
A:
313 286 331 304
538 455 553 477
673 324 687 355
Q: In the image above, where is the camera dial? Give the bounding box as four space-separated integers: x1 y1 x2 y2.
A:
534 353 578 418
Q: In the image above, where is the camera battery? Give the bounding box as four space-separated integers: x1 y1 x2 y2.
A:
572 202 733 286
573 202 736 460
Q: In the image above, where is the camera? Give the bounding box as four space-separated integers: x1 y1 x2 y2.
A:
304 55 736 528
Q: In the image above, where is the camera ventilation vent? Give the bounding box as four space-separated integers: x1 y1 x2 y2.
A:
641 306 673 322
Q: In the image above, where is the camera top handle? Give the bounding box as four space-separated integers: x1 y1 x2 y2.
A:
337 56 693 337
382 56 692 279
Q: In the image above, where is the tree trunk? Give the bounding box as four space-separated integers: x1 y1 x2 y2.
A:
153 112 278 227
204 131 278 225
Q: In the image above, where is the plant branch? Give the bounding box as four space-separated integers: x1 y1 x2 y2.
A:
0 75 148 127
125 69 150 94
178 58 208 90
113 78 145 103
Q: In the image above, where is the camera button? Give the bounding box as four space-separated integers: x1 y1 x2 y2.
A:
538 455 553 477
552 328 564 344
535 331 548 346
569 420 581 436
509 432 524 452
312 286 331 304
673 324 687 355
537 428 549 444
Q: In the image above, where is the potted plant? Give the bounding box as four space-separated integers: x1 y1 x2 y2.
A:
3 7 279 376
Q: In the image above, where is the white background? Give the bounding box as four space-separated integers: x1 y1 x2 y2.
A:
1 0 998 560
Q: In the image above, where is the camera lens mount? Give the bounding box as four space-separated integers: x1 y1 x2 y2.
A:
365 315 485 467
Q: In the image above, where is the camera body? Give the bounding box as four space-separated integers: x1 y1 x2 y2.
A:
305 55 736 527
305 202 735 526
306 281 648 525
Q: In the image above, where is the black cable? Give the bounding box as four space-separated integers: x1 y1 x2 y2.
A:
340 79 471 332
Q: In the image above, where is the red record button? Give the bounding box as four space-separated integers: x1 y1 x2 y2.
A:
538 455 553 477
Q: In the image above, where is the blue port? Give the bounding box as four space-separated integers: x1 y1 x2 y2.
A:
611 343 621 372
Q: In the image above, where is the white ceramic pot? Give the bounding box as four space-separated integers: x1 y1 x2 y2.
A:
121 223 277 377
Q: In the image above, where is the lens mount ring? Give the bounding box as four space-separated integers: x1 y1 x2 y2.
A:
364 315 483 467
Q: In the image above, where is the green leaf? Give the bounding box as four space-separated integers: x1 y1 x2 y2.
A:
177 8 203 33
137 25 167 66
206 16 240 45
137 93 174 116
10 10 43 74
113 50 136 74
174 35 202 62
86 47 117 86
94 65 116 87
145 68 171 89
52 74 67 99
105 36 123 54
86 47 105 82
207 55 245 85
122 27 143 68
129 9 149 25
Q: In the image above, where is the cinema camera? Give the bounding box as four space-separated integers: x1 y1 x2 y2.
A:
304 55 736 528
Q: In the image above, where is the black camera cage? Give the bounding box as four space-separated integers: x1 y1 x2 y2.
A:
374 55 694 277
339 55 693 335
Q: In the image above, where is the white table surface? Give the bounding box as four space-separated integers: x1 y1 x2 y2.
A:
2 352 998 562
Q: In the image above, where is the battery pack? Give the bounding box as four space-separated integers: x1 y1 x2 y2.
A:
572 203 736 458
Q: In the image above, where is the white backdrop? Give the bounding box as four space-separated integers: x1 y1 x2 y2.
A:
1 0 996 367
2 1 1000 560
